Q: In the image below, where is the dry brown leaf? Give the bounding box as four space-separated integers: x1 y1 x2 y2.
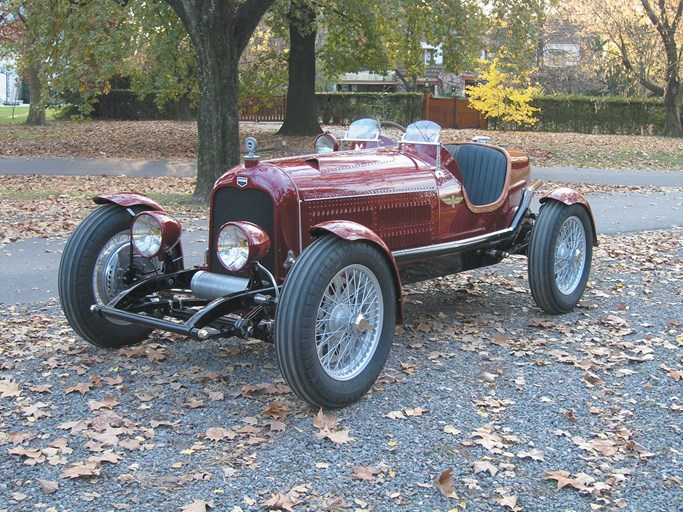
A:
351 465 382 482
472 460 498 477
443 425 461 436
37 479 58 494
89 396 119 411
262 492 299 512
433 468 458 499
264 402 288 419
545 470 575 490
316 428 355 446
60 462 101 479
64 382 92 395
180 500 214 512
404 406 428 417
385 410 407 420
0 379 21 398
516 448 545 461
313 409 339 431
496 495 520 511
205 427 237 442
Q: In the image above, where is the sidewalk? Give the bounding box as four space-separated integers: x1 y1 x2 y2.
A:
1 156 682 187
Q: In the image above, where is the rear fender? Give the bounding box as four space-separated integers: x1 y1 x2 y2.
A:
310 220 404 322
540 188 598 245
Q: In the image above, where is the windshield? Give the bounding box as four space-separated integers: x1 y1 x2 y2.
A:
345 118 381 140
403 120 441 143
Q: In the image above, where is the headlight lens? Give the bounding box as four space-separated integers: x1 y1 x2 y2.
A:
315 133 338 154
216 222 271 272
131 211 181 258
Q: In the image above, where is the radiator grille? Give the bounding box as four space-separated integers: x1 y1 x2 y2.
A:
210 187 275 275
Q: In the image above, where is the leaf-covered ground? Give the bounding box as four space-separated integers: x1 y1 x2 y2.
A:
1 124 681 510
1 228 681 511
2 120 683 171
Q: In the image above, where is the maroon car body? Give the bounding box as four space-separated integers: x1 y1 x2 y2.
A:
59 119 596 408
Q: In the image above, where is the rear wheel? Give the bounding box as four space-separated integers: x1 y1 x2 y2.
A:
528 201 593 314
275 237 396 408
59 204 166 348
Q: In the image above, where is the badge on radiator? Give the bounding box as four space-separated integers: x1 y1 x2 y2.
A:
237 177 248 188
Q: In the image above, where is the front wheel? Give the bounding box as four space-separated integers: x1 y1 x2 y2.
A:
275 237 397 408
528 202 593 314
59 204 168 348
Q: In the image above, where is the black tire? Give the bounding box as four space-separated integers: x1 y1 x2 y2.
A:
275 237 397 408
528 201 593 314
58 204 159 348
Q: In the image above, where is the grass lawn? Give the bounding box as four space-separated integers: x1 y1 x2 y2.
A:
0 104 56 123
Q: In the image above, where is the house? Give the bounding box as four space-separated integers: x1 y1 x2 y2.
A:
335 43 474 97
0 58 21 104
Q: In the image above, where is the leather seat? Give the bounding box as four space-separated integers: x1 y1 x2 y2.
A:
445 144 507 206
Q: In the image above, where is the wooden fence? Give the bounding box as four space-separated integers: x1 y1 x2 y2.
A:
238 93 486 129
422 93 487 129
239 96 287 122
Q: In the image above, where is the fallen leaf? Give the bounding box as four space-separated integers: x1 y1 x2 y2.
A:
262 493 298 512
472 460 498 477
385 410 406 420
60 462 101 479
316 428 354 446
351 465 382 482
434 468 458 499
516 448 545 461
205 428 237 442
545 470 575 490
37 478 58 494
0 379 21 398
263 402 288 420
180 500 214 512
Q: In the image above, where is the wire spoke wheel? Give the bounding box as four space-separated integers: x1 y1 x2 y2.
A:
315 265 384 381
59 204 171 348
275 237 396 408
553 217 587 295
528 202 594 314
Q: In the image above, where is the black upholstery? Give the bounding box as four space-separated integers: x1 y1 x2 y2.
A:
445 144 507 206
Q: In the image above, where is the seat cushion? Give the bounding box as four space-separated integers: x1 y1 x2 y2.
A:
447 144 507 206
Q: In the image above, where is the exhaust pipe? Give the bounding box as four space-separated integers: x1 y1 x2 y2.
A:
191 271 249 300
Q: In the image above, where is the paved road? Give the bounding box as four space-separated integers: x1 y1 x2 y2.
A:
2 156 683 187
1 158 681 308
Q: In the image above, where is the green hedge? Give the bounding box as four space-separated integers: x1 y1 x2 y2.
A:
490 95 667 135
91 90 423 126
316 92 423 126
92 90 193 120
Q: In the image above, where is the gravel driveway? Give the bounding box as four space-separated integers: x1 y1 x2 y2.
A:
1 226 681 512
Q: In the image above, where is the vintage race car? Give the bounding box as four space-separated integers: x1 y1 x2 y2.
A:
59 119 596 408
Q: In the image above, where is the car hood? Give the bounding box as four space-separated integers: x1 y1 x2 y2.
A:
264 148 426 200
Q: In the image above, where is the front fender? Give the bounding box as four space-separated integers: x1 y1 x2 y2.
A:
93 193 184 261
94 193 166 213
540 188 598 245
310 220 404 323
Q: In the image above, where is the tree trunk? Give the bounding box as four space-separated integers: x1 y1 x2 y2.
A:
277 1 322 136
25 62 45 126
193 41 241 201
167 0 275 202
662 85 683 137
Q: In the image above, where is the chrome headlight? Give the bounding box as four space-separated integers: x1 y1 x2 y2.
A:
131 211 181 258
216 221 271 272
314 133 339 154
